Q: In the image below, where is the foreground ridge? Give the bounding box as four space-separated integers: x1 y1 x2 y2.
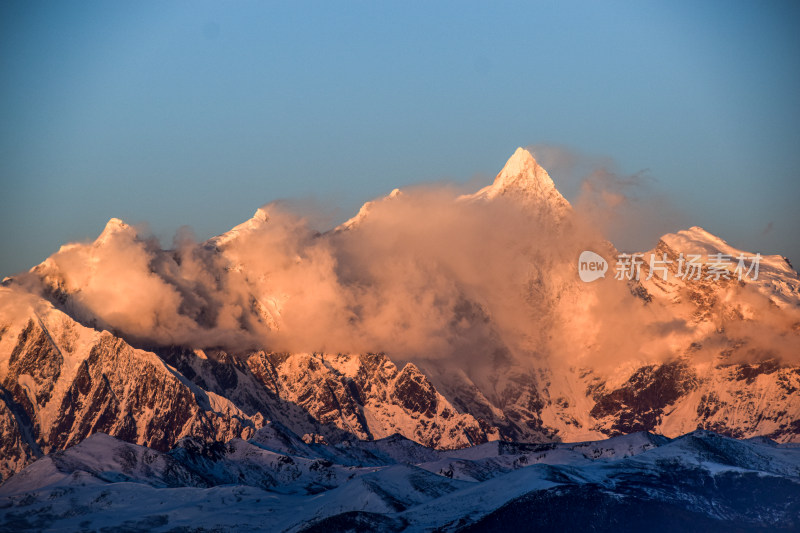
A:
1 429 798 531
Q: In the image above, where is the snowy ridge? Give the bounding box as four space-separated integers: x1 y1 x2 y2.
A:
336 188 403 231
206 206 271 249
647 225 800 308
1 429 798 531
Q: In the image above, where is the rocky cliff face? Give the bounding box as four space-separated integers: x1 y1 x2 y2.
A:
248 351 488 447
0 287 491 480
0 294 262 481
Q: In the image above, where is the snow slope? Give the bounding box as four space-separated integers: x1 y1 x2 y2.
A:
1 429 798 532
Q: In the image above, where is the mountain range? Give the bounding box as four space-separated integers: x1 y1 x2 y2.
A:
1 147 799 530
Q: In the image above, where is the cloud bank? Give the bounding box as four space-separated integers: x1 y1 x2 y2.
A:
11 152 800 374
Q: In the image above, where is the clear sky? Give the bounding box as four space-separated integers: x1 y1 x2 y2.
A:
1 0 799 277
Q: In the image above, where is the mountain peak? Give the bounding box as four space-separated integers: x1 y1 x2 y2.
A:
493 147 555 192
104 217 129 231
95 218 135 245
461 148 570 215
658 226 732 257
335 188 404 232
206 206 271 249
252 206 270 223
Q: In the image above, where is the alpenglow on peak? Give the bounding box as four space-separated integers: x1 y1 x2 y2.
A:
493 147 556 192
95 217 136 245
462 147 571 216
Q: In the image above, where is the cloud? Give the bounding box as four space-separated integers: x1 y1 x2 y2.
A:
11 153 799 377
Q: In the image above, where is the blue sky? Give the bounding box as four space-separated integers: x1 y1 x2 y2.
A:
1 0 799 276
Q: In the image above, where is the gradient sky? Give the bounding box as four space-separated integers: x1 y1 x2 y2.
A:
1 0 799 277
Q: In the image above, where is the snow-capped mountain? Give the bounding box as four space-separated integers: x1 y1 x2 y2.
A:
459 146 572 219
1 146 799 507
